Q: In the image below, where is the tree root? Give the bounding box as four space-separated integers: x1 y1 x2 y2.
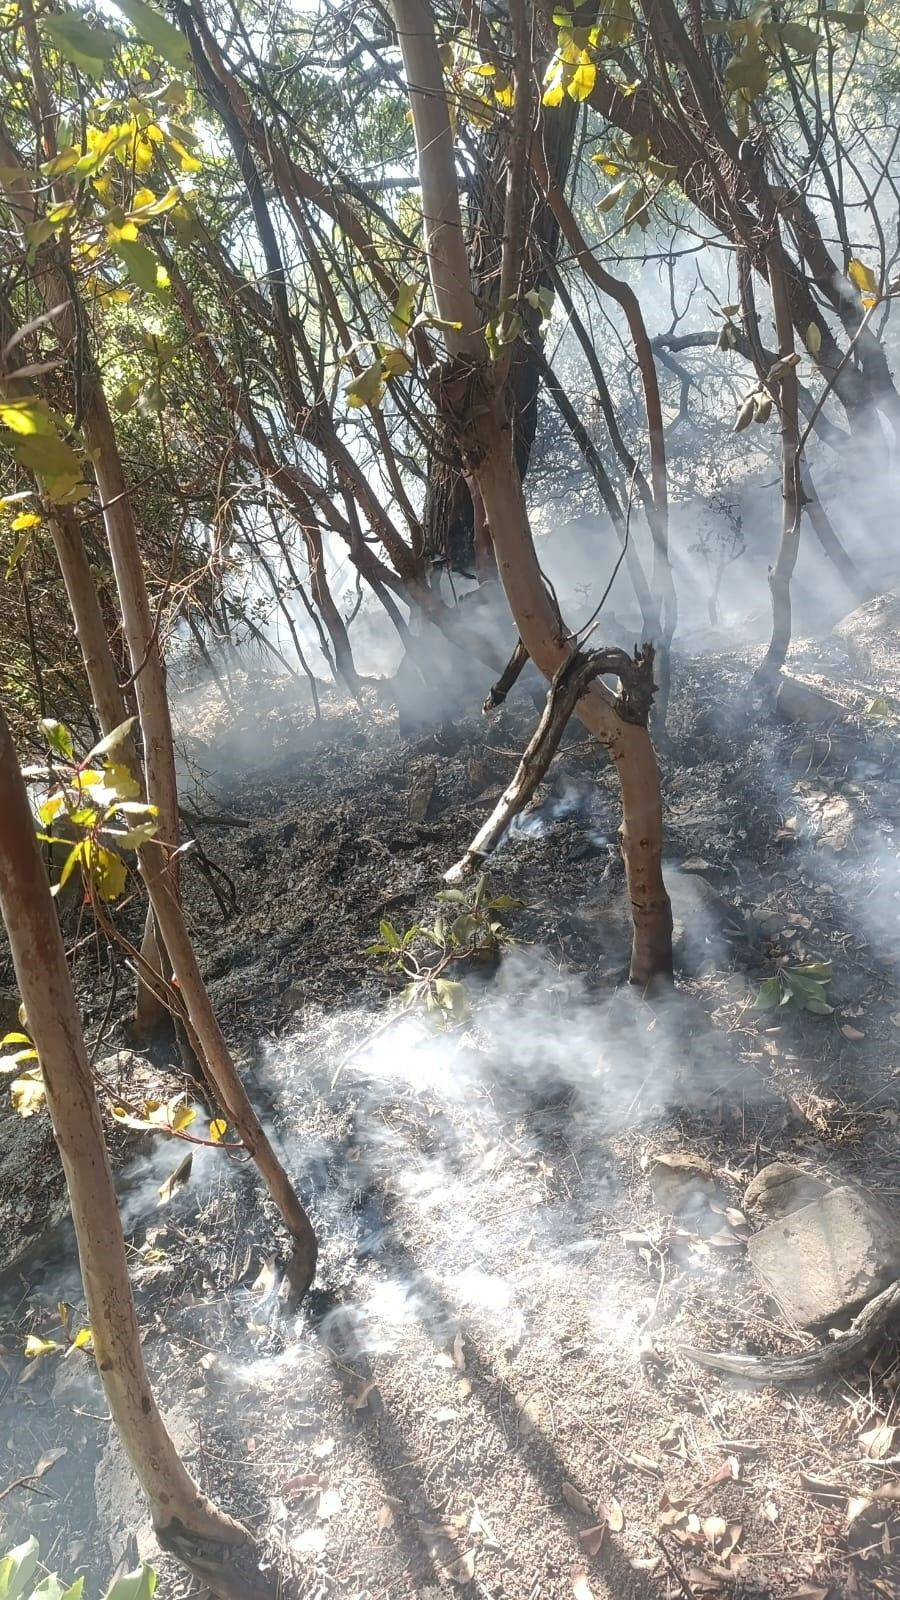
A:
446 645 655 883
676 1276 900 1384
157 1521 276 1600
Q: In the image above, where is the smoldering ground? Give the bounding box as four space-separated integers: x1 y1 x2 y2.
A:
6 464 900 1594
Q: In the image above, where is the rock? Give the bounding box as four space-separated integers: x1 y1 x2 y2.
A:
834 590 900 681
650 1153 722 1218
94 1403 197 1567
747 1184 900 1329
812 792 855 852
743 1162 832 1222
776 676 846 724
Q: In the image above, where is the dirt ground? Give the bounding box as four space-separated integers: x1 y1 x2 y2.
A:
3 602 900 1600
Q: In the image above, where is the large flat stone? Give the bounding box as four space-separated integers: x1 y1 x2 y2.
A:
747 1184 900 1329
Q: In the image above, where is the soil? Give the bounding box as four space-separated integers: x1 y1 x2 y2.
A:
3 607 900 1600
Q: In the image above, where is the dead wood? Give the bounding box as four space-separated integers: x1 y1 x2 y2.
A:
483 638 530 712
677 1276 900 1384
446 645 655 883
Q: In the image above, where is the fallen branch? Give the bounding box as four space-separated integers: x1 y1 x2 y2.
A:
445 645 655 883
677 1275 900 1384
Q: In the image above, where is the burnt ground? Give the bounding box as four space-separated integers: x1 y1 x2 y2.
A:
4 600 900 1600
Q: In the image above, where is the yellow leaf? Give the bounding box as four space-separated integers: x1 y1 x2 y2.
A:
380 346 413 379
132 186 156 208
82 840 128 901
806 322 822 355
72 1326 93 1349
10 511 41 531
493 75 514 107
167 137 202 173
25 1334 61 1357
0 1047 38 1073
170 1102 196 1133
344 358 386 411
11 1068 47 1117
567 57 596 101
848 257 878 297
542 80 566 106
209 1118 228 1143
100 761 141 801
0 398 53 436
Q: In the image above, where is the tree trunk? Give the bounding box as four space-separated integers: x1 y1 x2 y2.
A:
756 236 802 685
422 65 577 571
0 697 257 1586
0 290 167 1036
134 844 318 1294
393 0 672 983
0 248 319 1288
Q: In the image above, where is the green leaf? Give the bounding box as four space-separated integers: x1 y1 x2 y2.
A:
754 976 782 1009
85 717 136 762
733 394 756 433
725 48 769 98
449 912 480 945
344 359 385 411
433 978 468 1018
435 888 468 903
40 718 74 760
115 239 164 295
486 894 522 911
57 842 84 890
0 399 55 437
597 178 630 213
42 10 121 75
794 961 832 980
389 282 417 337
102 1568 157 1600
778 22 821 54
827 7 866 32
5 430 86 502
109 0 190 67
378 920 401 949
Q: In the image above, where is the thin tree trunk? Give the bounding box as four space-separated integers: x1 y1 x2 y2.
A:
0 229 319 1285
393 0 672 982
0 293 168 1036
0 698 258 1589
134 841 318 1294
756 238 802 684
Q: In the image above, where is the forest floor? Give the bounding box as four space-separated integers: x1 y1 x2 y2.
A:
3 594 900 1600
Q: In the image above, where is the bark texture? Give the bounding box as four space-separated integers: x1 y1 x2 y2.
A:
0 698 253 1576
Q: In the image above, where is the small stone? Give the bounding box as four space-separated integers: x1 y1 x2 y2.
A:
650 1153 722 1218
747 1184 900 1329
743 1162 832 1223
